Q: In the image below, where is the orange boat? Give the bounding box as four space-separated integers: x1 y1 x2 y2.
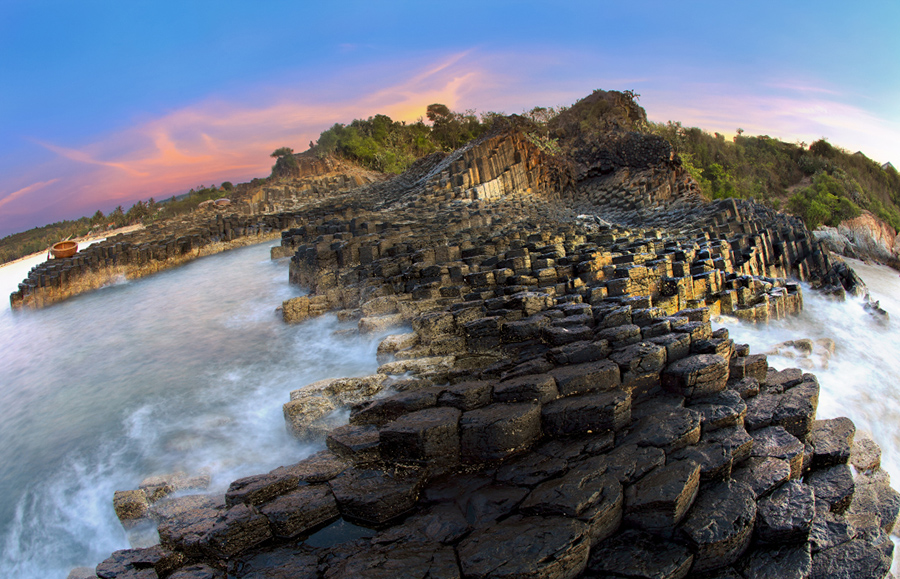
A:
50 240 78 259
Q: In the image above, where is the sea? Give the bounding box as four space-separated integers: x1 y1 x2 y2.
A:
0 242 898 577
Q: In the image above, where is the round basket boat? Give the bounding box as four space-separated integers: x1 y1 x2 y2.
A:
50 240 78 259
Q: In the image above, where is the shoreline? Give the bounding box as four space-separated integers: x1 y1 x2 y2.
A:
0 224 145 269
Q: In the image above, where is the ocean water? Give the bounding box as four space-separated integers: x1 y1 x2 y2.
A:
0 243 385 578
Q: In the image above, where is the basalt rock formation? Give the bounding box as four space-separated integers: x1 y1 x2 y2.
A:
55 92 898 578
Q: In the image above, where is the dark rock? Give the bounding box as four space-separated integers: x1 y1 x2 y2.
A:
756 480 815 543
729 354 767 383
728 377 759 399
772 380 819 439
595 324 642 349
542 390 631 438
457 515 590 579
168 565 224 579
203 503 273 559
155 495 225 556
810 530 893 579
730 457 791 499
461 484 529 526
349 389 439 427
749 426 805 478
807 464 855 514
680 480 756 573
620 407 702 452
96 546 183 579
809 417 855 469
437 380 493 411
259 484 339 538
493 373 559 404
809 509 857 553
743 390 780 431
379 407 461 467
373 503 470 545
543 324 593 345
690 389 746 432
496 452 568 487
736 544 811 579
646 332 692 364
608 342 667 382
329 466 425 526
850 471 900 534
669 442 733 481
459 402 542 462
232 546 318 579
766 367 804 390
324 542 460 579
624 459 700 534
269 450 348 483
661 354 728 400
589 443 666 485
703 425 754 464
585 529 693 579
547 340 610 366
549 359 621 396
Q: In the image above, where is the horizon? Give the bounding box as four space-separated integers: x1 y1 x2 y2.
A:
2 1 898 238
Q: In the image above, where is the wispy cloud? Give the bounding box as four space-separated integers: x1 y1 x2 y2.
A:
0 179 61 211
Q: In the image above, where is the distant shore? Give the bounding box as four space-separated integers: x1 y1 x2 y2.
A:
0 224 145 269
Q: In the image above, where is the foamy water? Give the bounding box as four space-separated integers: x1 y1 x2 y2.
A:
0 243 386 578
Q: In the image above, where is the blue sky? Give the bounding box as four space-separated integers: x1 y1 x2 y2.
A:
1 0 898 237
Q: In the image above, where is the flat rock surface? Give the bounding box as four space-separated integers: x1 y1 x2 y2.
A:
624 459 700 533
680 479 757 573
756 480 815 543
586 529 693 579
328 467 424 526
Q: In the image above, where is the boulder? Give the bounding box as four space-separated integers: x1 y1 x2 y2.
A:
113 490 151 528
850 436 882 472
350 388 440 427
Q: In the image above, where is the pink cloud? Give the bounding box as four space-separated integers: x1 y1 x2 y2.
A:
0 179 61 212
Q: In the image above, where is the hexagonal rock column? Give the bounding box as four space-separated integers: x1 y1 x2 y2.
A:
586 529 694 579
755 480 815 543
258 484 339 539
493 373 559 404
457 515 590 579
324 542 461 579
459 402 542 462
624 459 701 534
328 466 425 526
679 480 757 573
548 359 620 396
749 426 806 479
808 417 855 469
737 544 812 579
806 464 855 514
542 390 631 438
661 354 729 400
379 407 461 468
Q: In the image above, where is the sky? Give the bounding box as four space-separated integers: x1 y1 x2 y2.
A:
1 0 898 238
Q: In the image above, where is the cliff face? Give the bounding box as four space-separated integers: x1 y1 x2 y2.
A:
815 210 900 269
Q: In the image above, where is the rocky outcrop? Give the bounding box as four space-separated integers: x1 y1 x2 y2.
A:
815 210 900 270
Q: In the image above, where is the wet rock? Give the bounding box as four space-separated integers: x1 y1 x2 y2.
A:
139 472 209 503
621 407 702 452
226 472 299 507
259 484 339 538
543 324 594 345
850 471 900 534
96 546 184 579
772 380 819 439
680 480 756 573
350 388 439 427
324 542 460 579
521 467 623 544
202 503 273 559
730 457 791 499
155 495 226 557
624 459 700 534
743 390 780 431
457 515 590 579
809 417 855 469
547 340 610 366
268 449 348 483
661 354 728 400
542 390 631 438
728 377 759 399
168 565 224 579
806 464 855 514
749 426 805 479
690 389 747 432
548 359 621 396
325 424 381 463
736 544 811 579
461 484 529 526
809 508 857 553
113 490 151 528
67 568 98 579
756 480 815 543
496 452 568 487
231 546 319 579
329 466 425 526
459 402 542 462
589 443 666 485
850 436 882 472
379 407 461 467
595 324 642 349
373 503 470 545
437 380 493 411
493 373 559 404
585 529 693 579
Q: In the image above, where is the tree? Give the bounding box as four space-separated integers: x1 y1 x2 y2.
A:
271 147 294 158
